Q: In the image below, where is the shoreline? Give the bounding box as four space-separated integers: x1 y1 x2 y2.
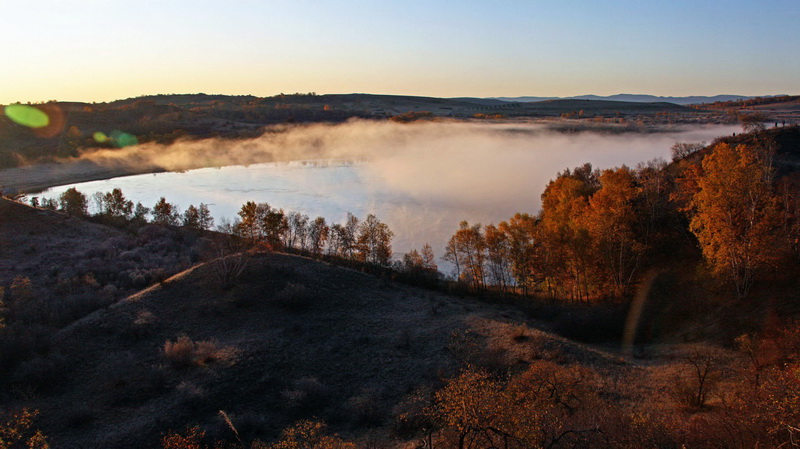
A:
0 160 167 194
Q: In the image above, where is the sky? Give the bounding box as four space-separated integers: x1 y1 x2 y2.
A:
2 0 798 104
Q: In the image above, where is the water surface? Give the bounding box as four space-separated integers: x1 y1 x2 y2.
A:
42 123 737 272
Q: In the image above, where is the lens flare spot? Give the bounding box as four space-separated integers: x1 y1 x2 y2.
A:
4 104 50 128
110 131 138 147
93 131 109 143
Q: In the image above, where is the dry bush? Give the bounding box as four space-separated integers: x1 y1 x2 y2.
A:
393 329 413 351
252 419 355 449
0 408 49 449
716 326 800 447
134 309 155 326
9 276 33 303
345 387 385 426
163 335 238 368
281 377 331 415
510 324 529 342
392 387 435 439
176 381 206 407
10 353 69 393
427 362 612 448
668 346 727 409
161 426 207 449
273 283 312 311
446 330 510 374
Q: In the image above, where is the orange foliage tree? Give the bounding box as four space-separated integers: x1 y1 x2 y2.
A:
582 167 646 297
688 143 783 298
538 175 593 300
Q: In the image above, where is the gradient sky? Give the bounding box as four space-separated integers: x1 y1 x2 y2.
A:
2 0 798 104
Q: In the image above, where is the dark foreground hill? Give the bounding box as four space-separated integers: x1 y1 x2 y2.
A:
2 194 800 447
16 252 628 448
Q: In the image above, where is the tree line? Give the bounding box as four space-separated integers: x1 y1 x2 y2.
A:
34 188 405 271
441 130 800 301
33 125 800 301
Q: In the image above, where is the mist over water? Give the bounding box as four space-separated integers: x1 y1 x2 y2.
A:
44 121 739 271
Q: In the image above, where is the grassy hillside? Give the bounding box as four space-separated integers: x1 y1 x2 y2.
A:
0 199 628 447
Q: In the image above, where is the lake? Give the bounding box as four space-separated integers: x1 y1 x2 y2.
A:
40 121 738 271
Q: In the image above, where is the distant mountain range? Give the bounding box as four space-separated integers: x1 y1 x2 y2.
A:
484 94 786 106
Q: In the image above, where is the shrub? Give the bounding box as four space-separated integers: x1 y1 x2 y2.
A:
253 419 355 449
345 387 384 426
273 283 312 311
668 346 727 409
281 377 331 415
161 426 207 449
163 335 237 368
0 408 48 449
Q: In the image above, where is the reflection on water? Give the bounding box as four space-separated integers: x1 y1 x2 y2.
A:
42 124 738 273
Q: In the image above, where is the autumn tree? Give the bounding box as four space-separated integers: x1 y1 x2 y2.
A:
689 143 783 298
420 243 437 272
58 187 88 217
582 166 645 296
103 188 133 219
402 243 438 278
286 212 309 249
446 221 486 289
484 224 512 292
197 203 214 230
182 205 201 230
635 158 675 249
260 206 286 248
236 201 285 247
357 214 393 265
131 202 150 225
498 213 540 296
236 201 264 241
538 173 594 300
442 235 462 280
153 197 180 226
339 212 360 259
308 216 329 257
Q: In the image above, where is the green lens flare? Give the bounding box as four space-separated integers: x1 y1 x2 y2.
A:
4 104 50 128
93 131 108 143
110 131 138 147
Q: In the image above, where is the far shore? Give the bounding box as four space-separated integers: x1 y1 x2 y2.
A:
1 160 168 195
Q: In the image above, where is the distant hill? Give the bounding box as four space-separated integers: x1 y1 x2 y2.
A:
491 94 784 105
0 92 742 173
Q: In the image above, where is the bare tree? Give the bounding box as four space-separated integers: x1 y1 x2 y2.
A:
203 218 250 289
670 142 705 161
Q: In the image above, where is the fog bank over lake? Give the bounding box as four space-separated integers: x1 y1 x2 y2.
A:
43 122 738 268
